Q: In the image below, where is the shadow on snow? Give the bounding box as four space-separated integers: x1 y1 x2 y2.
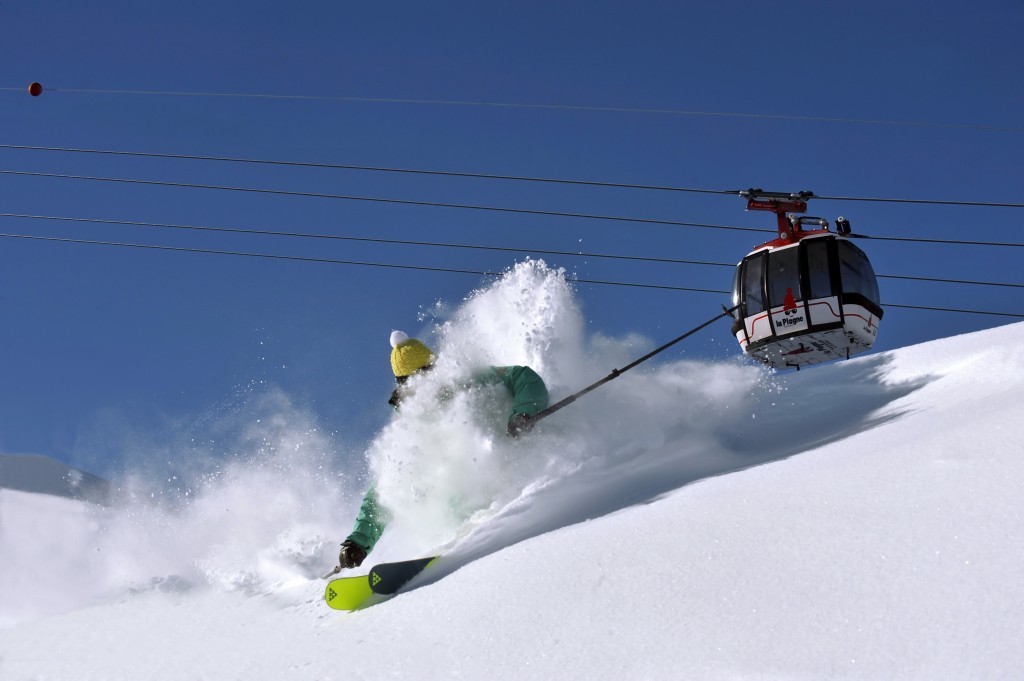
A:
408 353 935 592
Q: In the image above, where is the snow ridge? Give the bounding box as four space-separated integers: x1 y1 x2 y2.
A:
1 261 1022 679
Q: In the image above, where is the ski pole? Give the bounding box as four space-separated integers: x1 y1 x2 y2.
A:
529 305 737 426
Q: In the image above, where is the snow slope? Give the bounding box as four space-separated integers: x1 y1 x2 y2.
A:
1 262 1022 680
0 453 109 502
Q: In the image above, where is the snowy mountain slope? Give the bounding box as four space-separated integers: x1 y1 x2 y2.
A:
1 264 1021 680
0 453 109 502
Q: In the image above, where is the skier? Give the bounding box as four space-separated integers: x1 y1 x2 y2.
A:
336 331 549 569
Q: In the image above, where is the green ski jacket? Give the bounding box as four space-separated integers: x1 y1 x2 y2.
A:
346 365 548 553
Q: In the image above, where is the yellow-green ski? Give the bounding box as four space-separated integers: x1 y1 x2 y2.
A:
323 556 440 611
324 575 375 611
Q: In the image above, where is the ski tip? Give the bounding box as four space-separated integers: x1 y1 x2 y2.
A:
324 577 375 611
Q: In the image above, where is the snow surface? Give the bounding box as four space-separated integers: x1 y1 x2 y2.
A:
1 261 1022 680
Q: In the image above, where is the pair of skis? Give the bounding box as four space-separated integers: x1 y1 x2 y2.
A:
324 556 438 611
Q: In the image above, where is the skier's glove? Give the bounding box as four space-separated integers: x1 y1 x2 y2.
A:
338 540 367 569
507 412 536 438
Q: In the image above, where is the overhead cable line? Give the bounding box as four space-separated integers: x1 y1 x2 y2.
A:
0 213 733 269
2 212 1021 289
849 233 1024 248
3 144 1023 209
5 86 1022 134
882 303 1024 318
875 272 1022 289
813 193 1024 209
0 144 726 195
2 230 1020 318
0 231 727 295
0 169 768 234
4 170 1024 248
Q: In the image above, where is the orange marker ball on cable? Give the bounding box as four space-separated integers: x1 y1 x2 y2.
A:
28 82 43 96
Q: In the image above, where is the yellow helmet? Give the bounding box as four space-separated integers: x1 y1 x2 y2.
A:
389 330 435 378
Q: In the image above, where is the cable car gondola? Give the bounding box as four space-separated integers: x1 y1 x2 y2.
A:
731 189 883 369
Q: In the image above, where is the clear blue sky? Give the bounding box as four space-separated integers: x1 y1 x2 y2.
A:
2 1 1021 475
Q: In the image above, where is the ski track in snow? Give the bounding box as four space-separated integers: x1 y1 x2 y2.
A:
2 261 1022 680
